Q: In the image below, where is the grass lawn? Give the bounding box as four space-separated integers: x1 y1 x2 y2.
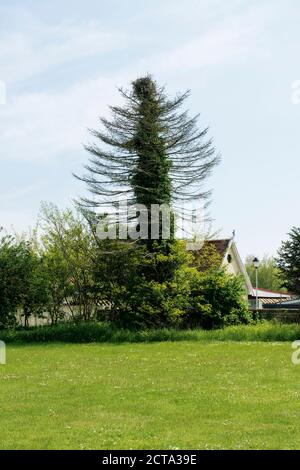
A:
0 340 300 449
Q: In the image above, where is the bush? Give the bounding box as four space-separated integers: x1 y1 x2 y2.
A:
1 321 300 344
0 228 252 331
97 241 194 328
184 268 252 329
96 240 252 329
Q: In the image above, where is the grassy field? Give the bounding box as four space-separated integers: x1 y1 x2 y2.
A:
1 340 300 449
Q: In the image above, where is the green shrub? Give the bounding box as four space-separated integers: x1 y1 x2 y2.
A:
1 321 300 344
97 241 252 329
184 268 252 329
98 241 194 328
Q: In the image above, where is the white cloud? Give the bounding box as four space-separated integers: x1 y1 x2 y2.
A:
0 75 122 162
0 1 273 164
0 181 46 203
135 6 270 76
0 9 130 162
0 16 127 83
152 27 251 71
0 20 259 164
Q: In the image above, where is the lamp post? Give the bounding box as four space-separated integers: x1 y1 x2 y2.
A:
253 257 260 310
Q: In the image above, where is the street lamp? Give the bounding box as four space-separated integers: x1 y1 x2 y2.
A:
253 257 260 310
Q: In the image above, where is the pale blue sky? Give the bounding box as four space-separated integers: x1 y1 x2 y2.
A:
0 0 299 259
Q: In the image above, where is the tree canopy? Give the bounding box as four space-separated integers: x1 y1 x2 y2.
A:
76 75 219 245
276 227 300 295
245 255 284 292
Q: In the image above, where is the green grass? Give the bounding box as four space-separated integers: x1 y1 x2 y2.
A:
2 321 300 343
1 340 300 449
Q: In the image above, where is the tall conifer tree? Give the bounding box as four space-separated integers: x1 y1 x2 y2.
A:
76 75 219 248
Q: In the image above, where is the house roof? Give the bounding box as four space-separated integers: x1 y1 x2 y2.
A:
262 298 300 309
205 239 231 258
249 288 292 299
192 239 231 271
259 298 290 305
195 237 254 296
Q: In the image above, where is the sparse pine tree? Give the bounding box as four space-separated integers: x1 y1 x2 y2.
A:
76 75 219 250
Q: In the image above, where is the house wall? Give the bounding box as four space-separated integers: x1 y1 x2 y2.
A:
222 246 240 276
222 243 253 297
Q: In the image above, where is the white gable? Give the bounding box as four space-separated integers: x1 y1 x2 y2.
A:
222 240 254 296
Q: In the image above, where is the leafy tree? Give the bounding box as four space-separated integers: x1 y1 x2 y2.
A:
41 247 70 325
0 233 22 327
96 239 252 329
73 76 254 329
74 76 222 325
245 255 284 291
39 203 104 321
276 227 300 295
0 231 48 328
19 250 49 327
97 240 193 328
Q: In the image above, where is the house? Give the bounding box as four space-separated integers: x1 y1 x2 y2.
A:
263 297 300 309
198 236 292 308
248 288 292 308
199 237 253 297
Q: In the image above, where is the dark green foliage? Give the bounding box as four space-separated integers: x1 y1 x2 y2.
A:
185 268 252 329
276 227 300 295
20 252 49 327
0 214 252 331
76 75 219 249
75 76 241 330
95 239 251 329
0 232 49 328
95 240 192 328
0 234 24 328
0 77 252 332
1 321 299 344
131 77 172 210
